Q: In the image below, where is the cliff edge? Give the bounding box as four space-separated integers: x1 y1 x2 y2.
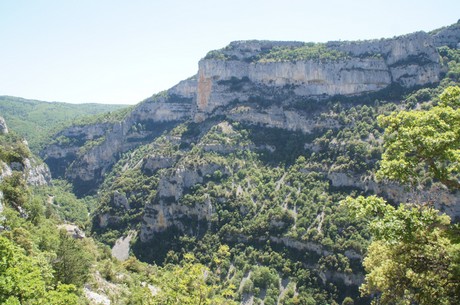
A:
41 23 460 196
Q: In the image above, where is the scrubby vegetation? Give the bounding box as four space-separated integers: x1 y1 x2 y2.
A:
88 44 460 303
2 36 460 304
256 43 349 63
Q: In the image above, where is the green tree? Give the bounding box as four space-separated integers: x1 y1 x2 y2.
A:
377 86 460 189
0 172 28 210
342 196 459 304
53 230 93 286
252 266 279 289
41 284 80 305
0 236 47 304
0 236 79 305
341 296 354 305
340 87 460 304
151 253 237 305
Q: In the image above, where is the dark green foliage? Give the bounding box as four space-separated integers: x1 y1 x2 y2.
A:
243 126 313 165
0 172 28 209
252 266 278 289
93 117 373 303
31 180 91 224
204 50 238 61
257 43 349 62
53 230 93 286
0 131 31 164
0 236 80 305
439 46 460 82
204 42 349 62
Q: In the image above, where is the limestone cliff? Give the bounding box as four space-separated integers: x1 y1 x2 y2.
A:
194 31 440 121
432 20 460 48
141 159 224 241
0 117 8 134
41 81 194 196
36 23 460 300
327 171 460 218
0 117 51 186
41 23 460 196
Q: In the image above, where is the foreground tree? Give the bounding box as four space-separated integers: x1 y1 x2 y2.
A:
342 87 460 304
151 253 236 305
0 236 79 305
342 196 459 304
53 230 93 286
377 86 460 189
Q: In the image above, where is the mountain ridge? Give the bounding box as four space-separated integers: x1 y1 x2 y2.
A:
1 20 459 305
41 23 460 197
0 95 129 153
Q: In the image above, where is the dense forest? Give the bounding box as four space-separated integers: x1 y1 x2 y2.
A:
0 96 128 153
1 24 460 305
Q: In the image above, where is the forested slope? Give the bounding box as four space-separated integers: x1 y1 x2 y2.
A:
1 21 460 305
0 96 128 153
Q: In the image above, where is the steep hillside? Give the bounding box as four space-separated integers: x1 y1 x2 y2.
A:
2 119 232 304
42 25 458 197
40 21 460 304
0 96 129 153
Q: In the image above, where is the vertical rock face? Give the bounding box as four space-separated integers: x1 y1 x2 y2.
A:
140 161 222 242
194 31 441 121
0 117 8 134
432 21 460 48
0 155 52 187
329 31 441 87
24 159 52 186
41 80 195 196
327 171 460 218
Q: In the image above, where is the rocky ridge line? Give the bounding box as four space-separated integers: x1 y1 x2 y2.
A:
41 23 460 196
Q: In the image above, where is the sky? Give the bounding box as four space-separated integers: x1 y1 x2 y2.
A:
0 1 459 105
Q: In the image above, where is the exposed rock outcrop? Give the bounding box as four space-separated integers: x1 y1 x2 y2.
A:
0 117 8 134
42 23 460 197
57 224 86 239
24 159 52 186
140 161 225 241
432 21 460 48
41 81 195 196
0 156 51 187
194 31 441 121
328 171 460 218
141 155 176 176
0 118 51 186
112 231 136 261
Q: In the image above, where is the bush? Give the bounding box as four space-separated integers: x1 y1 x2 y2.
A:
252 266 278 289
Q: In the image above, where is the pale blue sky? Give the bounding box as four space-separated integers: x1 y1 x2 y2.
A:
0 0 459 104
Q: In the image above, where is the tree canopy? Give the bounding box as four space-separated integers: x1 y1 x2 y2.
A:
0 236 79 305
342 196 459 304
342 86 460 304
377 86 460 190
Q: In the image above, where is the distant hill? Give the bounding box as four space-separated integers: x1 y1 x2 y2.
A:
0 96 129 153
